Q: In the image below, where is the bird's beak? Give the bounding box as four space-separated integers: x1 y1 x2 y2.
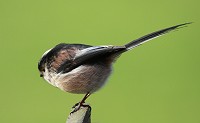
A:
40 72 43 77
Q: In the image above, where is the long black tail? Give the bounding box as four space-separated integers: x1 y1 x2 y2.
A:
125 23 191 50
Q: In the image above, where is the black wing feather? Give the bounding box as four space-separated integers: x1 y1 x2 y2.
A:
58 46 126 73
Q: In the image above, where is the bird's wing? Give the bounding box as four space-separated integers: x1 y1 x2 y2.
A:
74 46 125 63
57 23 191 73
58 46 126 73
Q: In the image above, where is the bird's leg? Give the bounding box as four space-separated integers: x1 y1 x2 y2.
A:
71 92 91 113
80 92 90 105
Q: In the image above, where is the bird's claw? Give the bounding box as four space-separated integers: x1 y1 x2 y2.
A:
70 102 90 114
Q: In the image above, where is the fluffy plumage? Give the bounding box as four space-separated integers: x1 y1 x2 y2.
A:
38 23 190 95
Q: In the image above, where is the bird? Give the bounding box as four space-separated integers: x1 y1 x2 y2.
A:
38 23 190 111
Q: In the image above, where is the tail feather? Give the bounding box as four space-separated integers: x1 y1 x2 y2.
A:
125 22 191 50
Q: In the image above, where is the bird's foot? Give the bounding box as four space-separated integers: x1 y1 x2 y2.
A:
70 102 90 114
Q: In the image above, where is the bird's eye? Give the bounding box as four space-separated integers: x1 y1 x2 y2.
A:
42 68 45 72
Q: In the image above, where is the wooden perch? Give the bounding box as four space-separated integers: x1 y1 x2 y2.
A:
66 103 91 123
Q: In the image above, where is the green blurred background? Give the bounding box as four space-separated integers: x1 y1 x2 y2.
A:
0 0 199 123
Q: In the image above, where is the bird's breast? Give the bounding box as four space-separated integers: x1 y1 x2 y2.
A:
50 64 112 94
